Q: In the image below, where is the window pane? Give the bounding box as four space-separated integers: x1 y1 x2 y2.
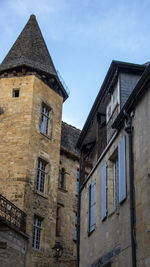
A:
40 104 50 135
32 216 42 250
59 169 64 188
37 159 47 193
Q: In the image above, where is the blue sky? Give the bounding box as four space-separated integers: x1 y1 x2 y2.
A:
1 0 150 129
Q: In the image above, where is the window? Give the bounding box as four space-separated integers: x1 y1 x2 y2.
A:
106 82 119 123
112 85 118 108
12 88 20 97
88 180 96 233
40 103 51 135
106 101 112 123
32 216 42 250
59 168 65 189
101 136 126 219
76 169 80 195
37 159 47 193
56 207 61 236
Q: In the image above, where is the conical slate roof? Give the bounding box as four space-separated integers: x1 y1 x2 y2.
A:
0 15 57 76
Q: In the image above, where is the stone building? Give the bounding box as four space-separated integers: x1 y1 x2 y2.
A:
77 61 150 267
0 194 28 267
0 15 79 267
56 121 81 266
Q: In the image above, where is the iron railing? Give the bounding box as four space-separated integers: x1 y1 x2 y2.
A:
56 70 70 96
0 194 27 233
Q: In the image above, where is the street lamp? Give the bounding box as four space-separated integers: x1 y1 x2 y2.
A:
52 242 63 261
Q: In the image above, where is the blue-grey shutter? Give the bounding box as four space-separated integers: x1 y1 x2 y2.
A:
90 180 95 231
118 136 126 203
88 184 90 232
101 162 107 221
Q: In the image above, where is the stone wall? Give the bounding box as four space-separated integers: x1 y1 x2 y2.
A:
132 86 150 267
56 151 79 266
0 221 28 267
0 73 63 267
80 130 132 267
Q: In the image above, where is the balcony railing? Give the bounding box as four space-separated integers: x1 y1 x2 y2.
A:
0 194 27 233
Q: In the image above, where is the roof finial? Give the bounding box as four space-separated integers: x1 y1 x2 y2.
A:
30 14 36 19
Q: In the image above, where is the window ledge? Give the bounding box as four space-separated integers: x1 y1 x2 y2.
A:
40 131 52 140
88 228 95 237
58 187 68 193
34 190 48 199
32 247 43 253
108 208 120 218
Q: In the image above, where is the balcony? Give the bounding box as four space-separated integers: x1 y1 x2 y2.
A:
0 194 27 233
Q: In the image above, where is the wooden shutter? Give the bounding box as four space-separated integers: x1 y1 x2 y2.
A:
88 184 90 232
88 180 96 232
101 162 107 221
118 136 126 203
90 180 95 231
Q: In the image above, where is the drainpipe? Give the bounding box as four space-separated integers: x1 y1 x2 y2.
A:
76 150 82 267
124 110 136 267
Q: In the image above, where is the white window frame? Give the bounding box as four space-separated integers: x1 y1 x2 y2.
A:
106 101 112 123
37 159 47 193
32 216 42 250
106 80 119 123
40 103 51 135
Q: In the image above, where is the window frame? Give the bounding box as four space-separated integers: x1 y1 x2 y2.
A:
58 168 65 189
32 215 42 250
56 207 61 236
36 158 47 193
12 88 20 98
40 103 51 136
106 81 119 123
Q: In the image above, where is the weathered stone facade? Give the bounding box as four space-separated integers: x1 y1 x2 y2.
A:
0 73 63 266
56 122 81 267
132 88 150 267
80 130 132 267
0 221 28 267
0 15 79 267
77 61 150 267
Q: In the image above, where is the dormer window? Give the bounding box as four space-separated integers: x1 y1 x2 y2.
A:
106 81 119 123
112 85 118 109
106 101 112 123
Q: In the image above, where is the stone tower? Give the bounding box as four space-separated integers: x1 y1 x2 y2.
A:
0 15 68 266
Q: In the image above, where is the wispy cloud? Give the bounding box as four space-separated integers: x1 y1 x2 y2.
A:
1 0 150 128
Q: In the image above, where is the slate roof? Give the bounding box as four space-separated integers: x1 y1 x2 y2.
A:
61 122 81 157
0 15 57 76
